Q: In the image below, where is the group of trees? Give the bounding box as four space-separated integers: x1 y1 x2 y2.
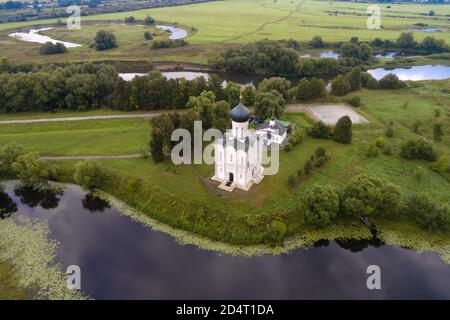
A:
210 39 353 78
300 174 403 228
40 42 67 55
308 116 353 144
371 33 448 54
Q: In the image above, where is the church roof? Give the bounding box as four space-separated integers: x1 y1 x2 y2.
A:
230 101 250 123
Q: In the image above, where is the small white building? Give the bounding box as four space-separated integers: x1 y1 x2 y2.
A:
256 117 288 146
212 100 264 192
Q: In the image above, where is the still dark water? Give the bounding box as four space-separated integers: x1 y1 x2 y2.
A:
1 182 450 300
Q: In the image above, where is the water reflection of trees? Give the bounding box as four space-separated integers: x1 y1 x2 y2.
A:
14 186 62 209
335 236 384 253
82 193 110 213
0 191 17 219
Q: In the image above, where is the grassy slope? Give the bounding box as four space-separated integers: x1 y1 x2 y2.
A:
1 0 450 64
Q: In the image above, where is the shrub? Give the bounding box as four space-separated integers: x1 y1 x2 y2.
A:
304 160 313 174
375 136 386 149
301 185 340 227
405 193 450 231
413 166 426 181
346 96 361 107
144 15 155 25
40 42 66 55
333 116 352 144
315 147 326 158
264 221 287 246
287 174 297 189
341 174 402 218
366 77 379 90
308 121 332 139
284 143 293 152
144 31 153 40
73 160 107 190
93 30 117 51
315 156 327 168
433 123 443 141
385 126 394 138
382 144 393 156
0 142 24 173
11 152 57 187
288 136 298 145
366 144 380 158
400 138 437 161
430 155 450 175
151 39 188 49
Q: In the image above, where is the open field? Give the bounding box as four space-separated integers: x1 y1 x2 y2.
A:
1 0 449 64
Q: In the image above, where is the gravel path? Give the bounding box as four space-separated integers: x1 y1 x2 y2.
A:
0 113 162 125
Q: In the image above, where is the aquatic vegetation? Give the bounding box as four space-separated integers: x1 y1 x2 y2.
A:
0 217 87 300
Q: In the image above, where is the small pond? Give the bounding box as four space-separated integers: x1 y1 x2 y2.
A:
301 51 340 59
368 65 450 81
1 182 449 299
8 27 82 48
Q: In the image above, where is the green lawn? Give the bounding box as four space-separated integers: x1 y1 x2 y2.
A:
1 0 450 65
0 118 151 156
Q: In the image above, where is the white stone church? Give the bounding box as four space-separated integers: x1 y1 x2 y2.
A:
211 98 265 192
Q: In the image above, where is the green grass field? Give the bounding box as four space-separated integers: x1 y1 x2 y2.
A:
0 118 151 156
1 0 449 64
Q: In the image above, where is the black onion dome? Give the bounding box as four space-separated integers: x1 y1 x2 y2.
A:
230 101 250 123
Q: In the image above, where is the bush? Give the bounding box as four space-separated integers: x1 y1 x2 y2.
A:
264 220 287 246
304 160 313 174
382 144 393 156
40 42 67 55
346 96 361 107
315 147 326 158
366 77 379 90
308 121 332 139
341 174 402 218
288 136 298 145
284 143 293 152
400 138 437 161
287 174 297 189
333 116 352 144
315 156 327 168
405 193 450 231
144 31 153 41
301 184 340 227
73 160 107 190
433 123 443 141
93 30 117 51
366 144 380 158
385 126 394 138
430 155 450 175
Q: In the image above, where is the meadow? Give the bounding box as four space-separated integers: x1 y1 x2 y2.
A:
1 0 449 65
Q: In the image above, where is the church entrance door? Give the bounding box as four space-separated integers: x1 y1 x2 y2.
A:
229 172 234 182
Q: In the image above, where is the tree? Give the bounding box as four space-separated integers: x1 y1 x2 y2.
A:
254 90 285 121
400 138 437 161
93 30 117 51
242 86 255 106
257 77 291 100
0 57 10 72
333 116 352 144
11 152 57 187
378 74 405 89
341 43 361 59
73 160 107 190
309 36 325 48
150 114 174 162
301 185 339 227
144 15 156 25
296 78 312 101
397 32 417 49
0 142 24 173
124 16 136 23
187 90 217 130
341 174 402 217
144 31 153 41
419 36 447 53
360 43 373 61
433 123 443 141
331 75 351 96
345 67 361 91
